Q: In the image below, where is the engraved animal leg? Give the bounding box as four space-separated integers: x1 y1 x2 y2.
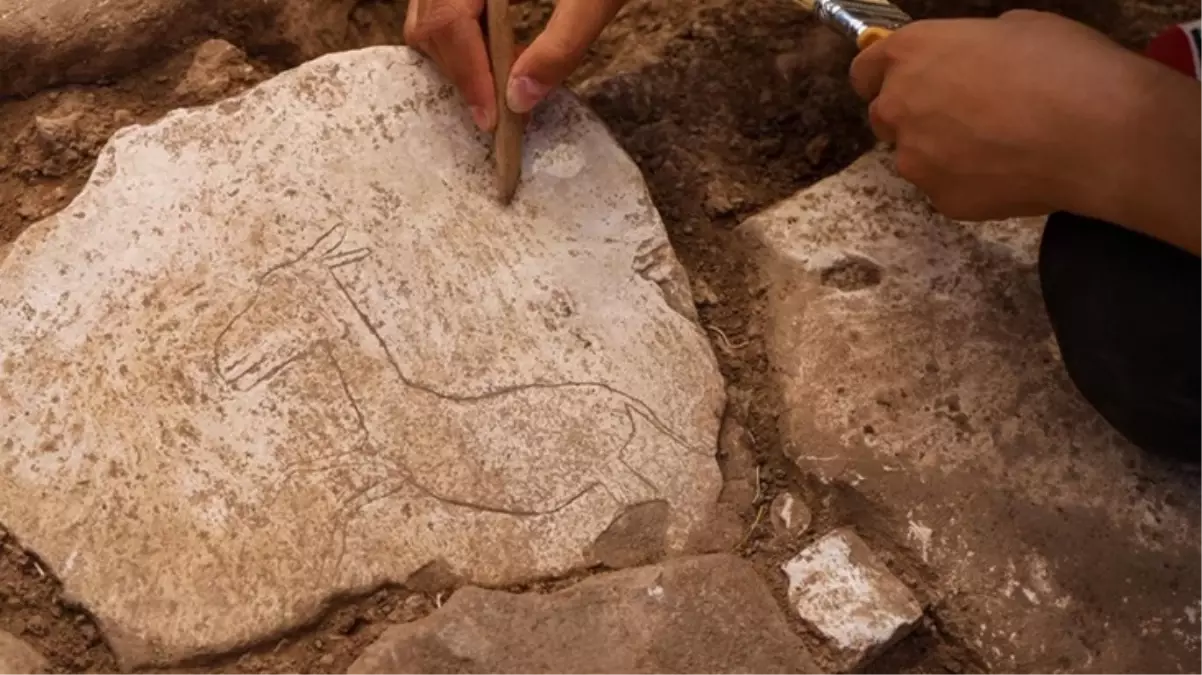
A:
309 437 409 581
620 402 720 553
595 412 660 505
596 459 660 506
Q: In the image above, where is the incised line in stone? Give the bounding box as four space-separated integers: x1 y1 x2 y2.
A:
212 223 703 522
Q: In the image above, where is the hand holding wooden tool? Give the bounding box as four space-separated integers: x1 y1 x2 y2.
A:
795 0 912 49
486 0 523 204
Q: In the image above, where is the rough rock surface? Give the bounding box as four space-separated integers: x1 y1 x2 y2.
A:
0 630 47 674
172 39 258 103
741 147 1202 672
0 47 723 667
349 554 820 674
783 528 922 670
0 0 402 98
0 0 197 96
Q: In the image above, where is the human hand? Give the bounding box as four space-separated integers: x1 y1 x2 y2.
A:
405 0 629 132
847 11 1169 222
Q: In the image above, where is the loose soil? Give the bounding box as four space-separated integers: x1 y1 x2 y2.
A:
0 0 1196 672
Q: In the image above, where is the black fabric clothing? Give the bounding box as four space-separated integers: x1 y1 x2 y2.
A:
1039 211 1200 461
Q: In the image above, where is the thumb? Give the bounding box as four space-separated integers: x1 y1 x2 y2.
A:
506 0 626 114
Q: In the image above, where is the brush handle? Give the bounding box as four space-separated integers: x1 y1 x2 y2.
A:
799 0 908 50
856 26 893 49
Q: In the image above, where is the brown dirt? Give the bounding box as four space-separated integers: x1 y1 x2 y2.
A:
0 0 1196 672
0 39 275 248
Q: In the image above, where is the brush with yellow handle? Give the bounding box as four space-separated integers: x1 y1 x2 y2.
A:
795 0 912 49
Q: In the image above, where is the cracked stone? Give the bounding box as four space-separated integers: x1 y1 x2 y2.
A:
0 46 724 668
0 630 47 674
783 528 921 670
350 554 820 674
741 146 1201 672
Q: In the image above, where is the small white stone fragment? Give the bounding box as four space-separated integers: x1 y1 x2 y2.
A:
770 492 812 537
906 519 932 563
782 528 922 668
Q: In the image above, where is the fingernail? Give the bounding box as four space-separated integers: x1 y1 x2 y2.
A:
506 76 550 114
470 105 493 131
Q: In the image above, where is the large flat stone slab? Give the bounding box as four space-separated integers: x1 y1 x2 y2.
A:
740 148 1201 673
349 554 820 674
0 46 724 667
0 630 47 674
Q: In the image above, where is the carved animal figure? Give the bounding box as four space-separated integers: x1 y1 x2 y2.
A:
213 224 698 515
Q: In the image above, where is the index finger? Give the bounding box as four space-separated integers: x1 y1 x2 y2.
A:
848 37 891 100
426 17 496 131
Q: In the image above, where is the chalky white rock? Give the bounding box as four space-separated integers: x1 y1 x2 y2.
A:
0 46 723 667
782 528 922 669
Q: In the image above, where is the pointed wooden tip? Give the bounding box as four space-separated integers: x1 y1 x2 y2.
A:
487 0 522 206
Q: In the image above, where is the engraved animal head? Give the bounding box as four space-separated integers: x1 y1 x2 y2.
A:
215 226 373 391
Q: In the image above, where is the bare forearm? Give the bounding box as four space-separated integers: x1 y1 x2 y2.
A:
1080 58 1201 255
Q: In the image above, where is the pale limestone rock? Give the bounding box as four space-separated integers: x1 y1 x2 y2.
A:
0 630 47 674
350 554 820 674
783 528 922 670
741 147 1201 672
0 47 723 667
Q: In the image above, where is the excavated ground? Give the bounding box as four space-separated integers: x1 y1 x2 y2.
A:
0 0 1196 672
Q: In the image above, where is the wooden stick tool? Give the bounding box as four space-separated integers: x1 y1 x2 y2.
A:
486 0 523 204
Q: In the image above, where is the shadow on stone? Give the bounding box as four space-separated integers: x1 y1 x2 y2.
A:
404 559 461 595
586 500 670 568
820 254 883 291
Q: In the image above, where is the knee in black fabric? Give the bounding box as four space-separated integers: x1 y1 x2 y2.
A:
1039 211 1200 461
